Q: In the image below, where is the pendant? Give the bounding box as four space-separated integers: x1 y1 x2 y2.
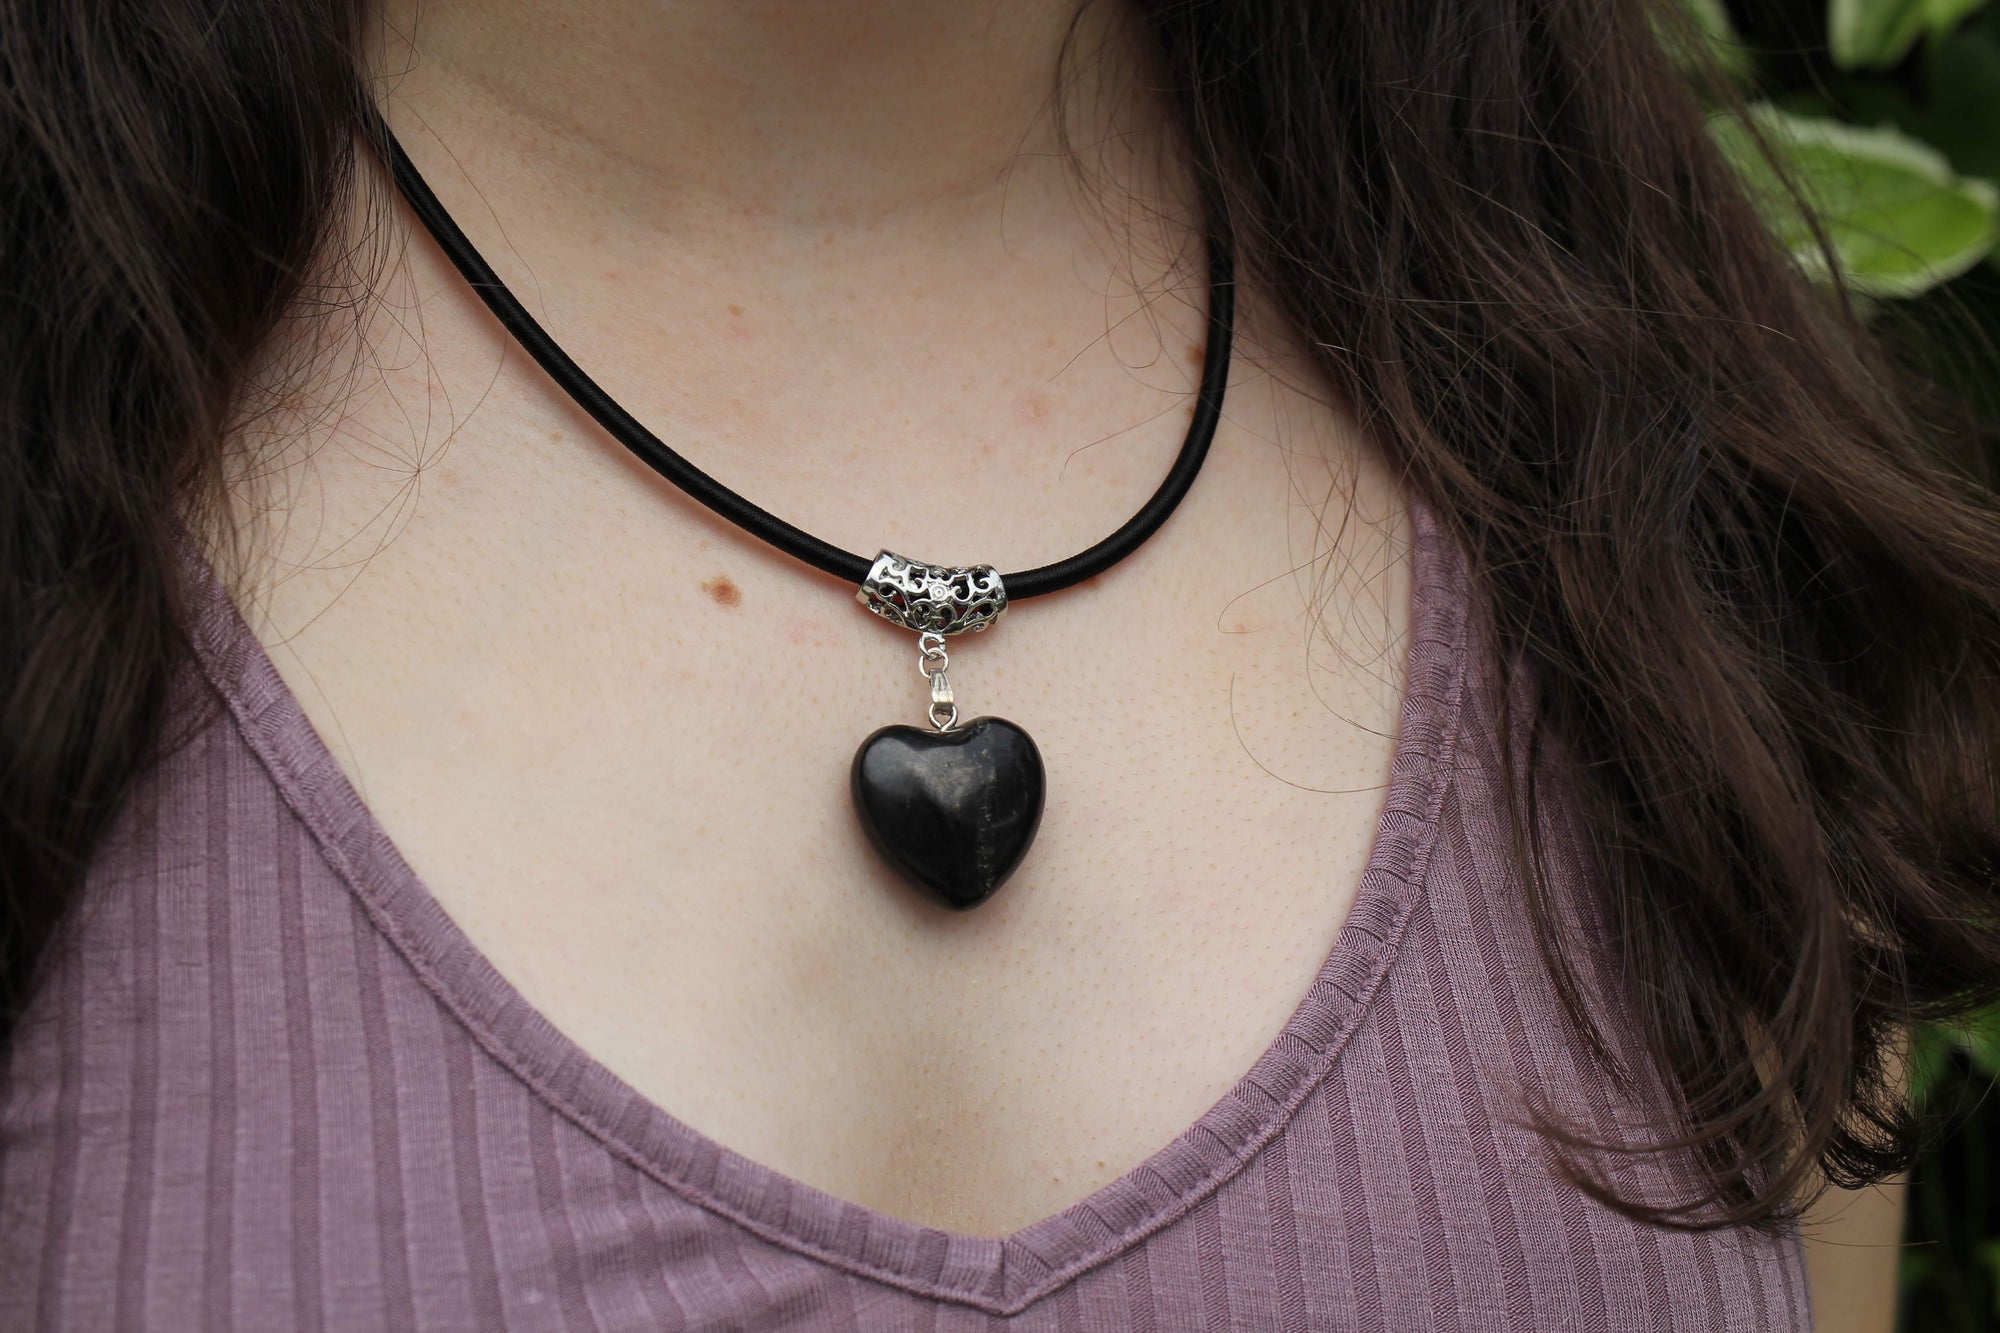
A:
852 553 1044 910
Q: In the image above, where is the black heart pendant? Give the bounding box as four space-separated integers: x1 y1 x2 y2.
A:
850 716 1045 910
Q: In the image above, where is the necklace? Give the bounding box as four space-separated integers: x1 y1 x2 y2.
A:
372 121 1235 912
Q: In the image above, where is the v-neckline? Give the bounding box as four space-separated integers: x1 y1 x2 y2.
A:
176 482 1472 1316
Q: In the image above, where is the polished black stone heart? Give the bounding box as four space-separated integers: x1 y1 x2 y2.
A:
850 716 1045 911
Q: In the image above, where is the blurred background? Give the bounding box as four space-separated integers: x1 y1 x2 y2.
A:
1687 1 1999 1325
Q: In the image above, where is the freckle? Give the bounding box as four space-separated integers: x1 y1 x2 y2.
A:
701 575 742 608
727 304 744 317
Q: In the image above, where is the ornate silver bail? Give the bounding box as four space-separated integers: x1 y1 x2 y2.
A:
856 552 1007 636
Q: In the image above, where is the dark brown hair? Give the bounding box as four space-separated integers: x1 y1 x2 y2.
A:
3 0 1996 1231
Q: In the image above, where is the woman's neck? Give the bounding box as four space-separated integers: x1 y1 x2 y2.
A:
372 0 1171 234
338 0 1226 556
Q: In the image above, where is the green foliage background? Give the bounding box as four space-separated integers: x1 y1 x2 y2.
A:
1689 1 2000 1325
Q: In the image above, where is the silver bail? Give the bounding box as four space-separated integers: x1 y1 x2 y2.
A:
856 551 1007 636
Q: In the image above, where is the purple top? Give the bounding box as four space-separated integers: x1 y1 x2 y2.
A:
1 491 1809 1330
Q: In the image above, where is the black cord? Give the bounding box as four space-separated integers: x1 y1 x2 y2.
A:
368 113 1234 600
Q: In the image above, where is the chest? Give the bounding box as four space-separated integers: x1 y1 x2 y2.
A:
230 388 1413 1235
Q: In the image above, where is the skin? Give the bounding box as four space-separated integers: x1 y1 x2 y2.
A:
1804 1179 1906 1333
226 0 1900 1318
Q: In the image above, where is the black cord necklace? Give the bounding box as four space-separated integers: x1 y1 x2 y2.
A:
373 118 1236 911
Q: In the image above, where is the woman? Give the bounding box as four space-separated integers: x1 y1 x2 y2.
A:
2 0 1994 1328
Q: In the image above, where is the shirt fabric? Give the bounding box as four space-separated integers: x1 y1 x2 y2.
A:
0 488 1812 1329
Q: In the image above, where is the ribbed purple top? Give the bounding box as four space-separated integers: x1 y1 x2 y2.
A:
1 489 1809 1330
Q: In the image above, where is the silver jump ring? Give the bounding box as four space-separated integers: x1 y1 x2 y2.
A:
915 632 949 681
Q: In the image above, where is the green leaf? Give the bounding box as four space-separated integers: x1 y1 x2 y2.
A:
1710 104 2000 298
1907 1008 2000 1108
1904 1016 1952 1096
1830 0 1927 66
1665 0 1757 81
1683 0 1736 41
1829 0 1991 67
1981 1240 2000 1317
1932 0 1993 34
1907 1023 1956 1108
1957 1004 2000 1077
